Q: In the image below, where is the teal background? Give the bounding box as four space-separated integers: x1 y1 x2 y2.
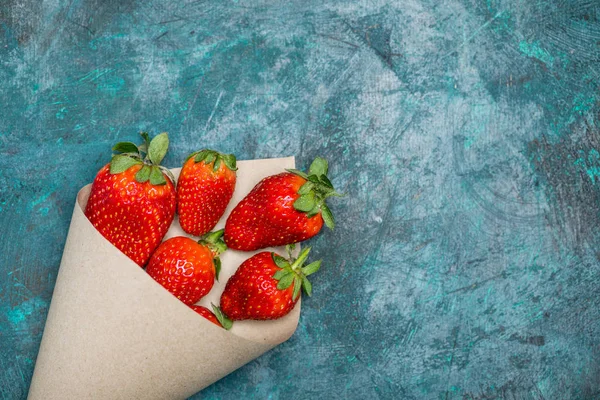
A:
1 0 600 398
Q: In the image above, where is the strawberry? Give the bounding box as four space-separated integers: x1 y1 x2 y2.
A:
216 246 321 322
146 231 226 305
84 132 176 266
224 157 341 251
177 150 237 236
189 305 232 329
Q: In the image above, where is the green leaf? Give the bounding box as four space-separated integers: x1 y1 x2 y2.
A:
204 152 216 165
306 204 321 218
277 272 295 290
110 155 142 174
325 190 346 198
211 304 233 330
212 241 228 255
302 276 312 297
112 142 139 154
297 181 314 195
193 149 209 163
223 153 237 171
309 157 328 176
214 257 221 281
292 276 302 301
213 157 222 172
273 269 291 281
285 244 296 261
293 192 316 212
139 132 151 154
301 260 321 276
286 168 308 179
286 243 296 255
272 253 289 268
318 174 334 190
135 165 152 183
184 151 196 163
147 132 169 165
321 202 335 230
159 166 176 186
307 174 321 184
149 166 167 185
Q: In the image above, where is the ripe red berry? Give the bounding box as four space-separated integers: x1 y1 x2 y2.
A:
189 305 222 328
217 246 321 322
85 133 176 266
146 231 227 305
224 157 340 251
177 150 237 236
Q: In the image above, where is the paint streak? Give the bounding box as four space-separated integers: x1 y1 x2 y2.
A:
519 40 555 67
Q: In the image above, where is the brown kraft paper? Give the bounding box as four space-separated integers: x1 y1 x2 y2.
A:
28 157 300 400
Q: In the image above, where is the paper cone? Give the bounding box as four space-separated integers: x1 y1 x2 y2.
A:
28 157 300 400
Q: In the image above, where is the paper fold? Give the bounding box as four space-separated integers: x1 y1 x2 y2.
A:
28 157 299 400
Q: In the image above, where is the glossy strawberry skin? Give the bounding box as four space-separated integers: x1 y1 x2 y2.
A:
146 236 216 305
190 305 222 327
84 164 176 266
177 157 236 236
220 252 297 320
224 173 323 251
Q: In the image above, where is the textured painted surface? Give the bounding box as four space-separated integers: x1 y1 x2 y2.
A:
1 0 599 399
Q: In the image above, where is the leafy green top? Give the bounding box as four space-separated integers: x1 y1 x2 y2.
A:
109 132 175 186
211 244 321 331
271 245 322 301
198 229 227 281
287 156 343 230
187 149 237 172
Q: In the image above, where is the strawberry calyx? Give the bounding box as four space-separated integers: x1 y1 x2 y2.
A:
198 229 227 280
286 157 343 230
109 132 176 186
271 245 322 301
186 149 237 172
211 303 233 330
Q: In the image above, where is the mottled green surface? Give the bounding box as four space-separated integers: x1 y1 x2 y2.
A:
1 0 600 399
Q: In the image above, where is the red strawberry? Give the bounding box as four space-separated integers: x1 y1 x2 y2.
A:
146 231 226 305
177 150 237 236
224 157 341 251
217 246 321 322
189 305 232 329
85 132 176 266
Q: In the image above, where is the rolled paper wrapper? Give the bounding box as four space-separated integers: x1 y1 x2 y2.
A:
28 157 300 400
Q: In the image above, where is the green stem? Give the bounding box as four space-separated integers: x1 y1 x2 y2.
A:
201 229 225 244
290 247 311 272
199 229 227 256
